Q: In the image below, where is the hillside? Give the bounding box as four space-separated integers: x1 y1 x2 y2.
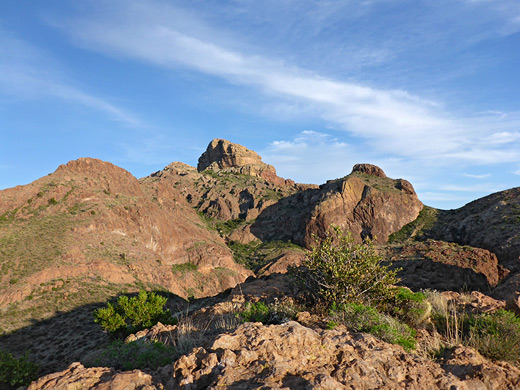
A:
1 139 520 389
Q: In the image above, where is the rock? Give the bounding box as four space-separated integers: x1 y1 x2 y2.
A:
352 163 387 178
441 345 520 390
27 362 156 390
491 272 520 315
247 165 423 246
386 240 508 291
197 138 294 187
168 321 519 389
197 138 263 172
441 291 506 314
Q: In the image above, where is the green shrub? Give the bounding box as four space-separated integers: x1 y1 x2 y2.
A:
240 301 271 323
291 226 399 308
91 339 176 371
94 290 173 337
389 288 431 328
0 349 39 389
468 309 520 361
239 300 301 325
329 303 416 351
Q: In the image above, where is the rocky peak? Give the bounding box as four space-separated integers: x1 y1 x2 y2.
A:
197 139 262 172
197 138 294 187
352 163 387 178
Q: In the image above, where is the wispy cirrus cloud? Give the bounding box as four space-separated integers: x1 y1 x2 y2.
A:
56 1 520 169
0 32 140 126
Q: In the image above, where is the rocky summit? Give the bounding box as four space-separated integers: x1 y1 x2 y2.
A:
1 138 520 389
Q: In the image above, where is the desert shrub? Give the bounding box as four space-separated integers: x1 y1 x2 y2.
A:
467 309 520 361
91 339 176 371
329 303 416 351
239 299 301 325
389 288 431 328
0 349 39 389
94 290 173 338
291 226 399 309
240 301 271 323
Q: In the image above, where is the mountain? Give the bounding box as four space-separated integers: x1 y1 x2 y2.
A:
1 138 520 389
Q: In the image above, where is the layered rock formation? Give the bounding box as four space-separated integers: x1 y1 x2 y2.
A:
197 138 295 187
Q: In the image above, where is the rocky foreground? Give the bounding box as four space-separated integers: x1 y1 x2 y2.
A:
1 138 520 389
27 320 520 389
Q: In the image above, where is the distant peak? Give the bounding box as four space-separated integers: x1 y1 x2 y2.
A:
351 163 387 178
197 139 262 172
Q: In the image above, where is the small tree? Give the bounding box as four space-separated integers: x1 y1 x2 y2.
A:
94 290 172 338
292 226 399 308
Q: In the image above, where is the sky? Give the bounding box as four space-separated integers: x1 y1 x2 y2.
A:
1 0 519 210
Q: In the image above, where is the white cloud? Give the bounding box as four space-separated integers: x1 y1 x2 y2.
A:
463 173 491 179
53 1 520 169
0 33 140 127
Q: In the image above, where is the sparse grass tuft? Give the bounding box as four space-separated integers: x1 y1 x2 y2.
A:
329 302 416 351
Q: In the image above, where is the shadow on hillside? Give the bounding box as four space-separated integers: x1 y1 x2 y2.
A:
249 187 321 245
0 290 189 377
390 258 492 293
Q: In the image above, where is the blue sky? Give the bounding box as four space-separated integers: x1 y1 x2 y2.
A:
1 0 519 209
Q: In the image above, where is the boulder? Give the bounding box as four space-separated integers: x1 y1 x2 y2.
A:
386 240 508 291
352 163 387 178
491 272 520 315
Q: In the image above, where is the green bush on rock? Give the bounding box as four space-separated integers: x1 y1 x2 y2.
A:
291 226 400 309
94 290 174 338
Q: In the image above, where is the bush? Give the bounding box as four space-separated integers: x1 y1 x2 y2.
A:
291 226 399 308
468 309 520 361
329 303 416 351
239 299 301 325
94 290 173 338
0 349 39 389
389 288 431 328
91 339 176 371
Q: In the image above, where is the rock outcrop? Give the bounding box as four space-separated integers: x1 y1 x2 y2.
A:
386 240 508 291
197 138 295 187
26 322 520 389
245 164 423 246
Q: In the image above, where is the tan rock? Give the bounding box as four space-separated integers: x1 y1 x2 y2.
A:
168 321 494 389
28 362 156 390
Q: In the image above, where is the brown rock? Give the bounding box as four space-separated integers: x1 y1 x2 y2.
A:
196 138 296 187
352 163 387 178
441 345 520 389
492 272 520 315
386 240 507 291
197 138 262 172
27 362 156 390
247 166 422 246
